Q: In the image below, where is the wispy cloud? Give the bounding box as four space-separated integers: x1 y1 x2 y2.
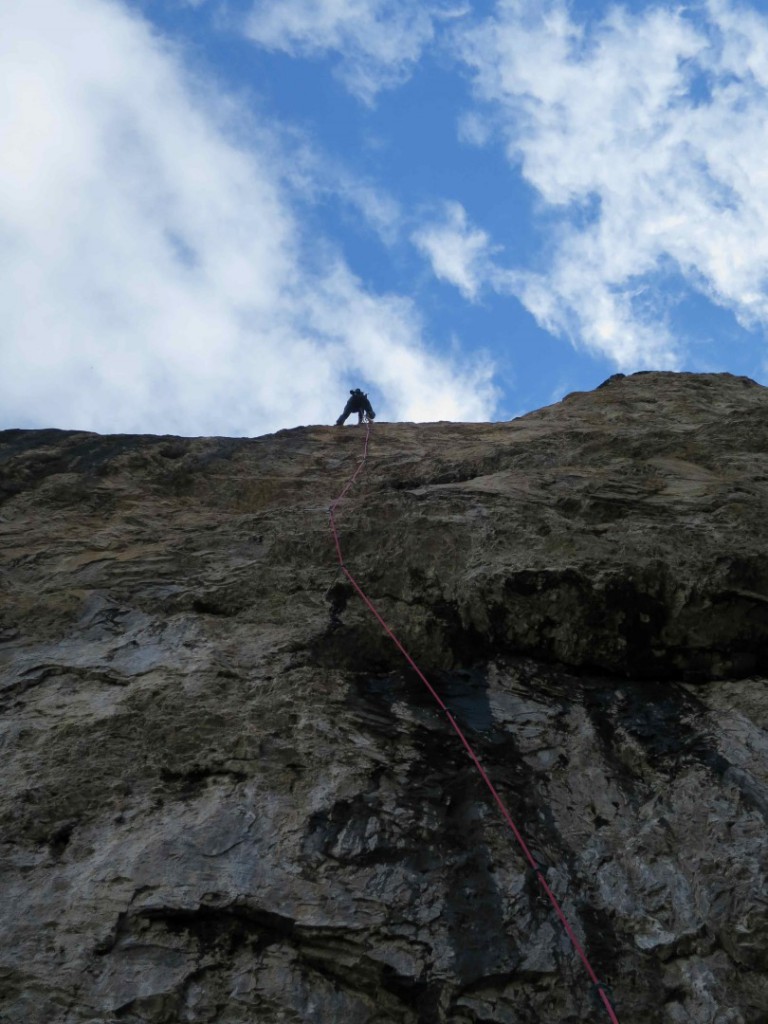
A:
279 137 404 246
454 0 768 368
242 0 467 104
0 0 494 435
412 201 497 301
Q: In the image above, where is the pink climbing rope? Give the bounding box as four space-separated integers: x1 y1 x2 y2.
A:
328 419 620 1024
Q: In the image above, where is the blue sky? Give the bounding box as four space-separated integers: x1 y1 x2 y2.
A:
3 0 768 435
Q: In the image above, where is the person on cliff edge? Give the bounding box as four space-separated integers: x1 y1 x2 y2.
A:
336 388 375 426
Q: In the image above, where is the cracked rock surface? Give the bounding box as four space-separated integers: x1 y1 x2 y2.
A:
1 370 768 1023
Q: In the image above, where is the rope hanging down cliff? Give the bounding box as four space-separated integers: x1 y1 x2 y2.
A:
327 420 621 1024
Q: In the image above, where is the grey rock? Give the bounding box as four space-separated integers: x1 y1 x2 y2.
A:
1 372 768 1023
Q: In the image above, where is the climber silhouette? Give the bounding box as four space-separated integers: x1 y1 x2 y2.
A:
336 388 375 426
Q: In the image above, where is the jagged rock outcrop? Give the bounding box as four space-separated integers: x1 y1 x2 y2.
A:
1 371 767 1023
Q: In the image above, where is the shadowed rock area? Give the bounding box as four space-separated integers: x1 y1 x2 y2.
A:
1 370 767 1023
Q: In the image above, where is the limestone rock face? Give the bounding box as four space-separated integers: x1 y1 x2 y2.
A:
1 371 768 1024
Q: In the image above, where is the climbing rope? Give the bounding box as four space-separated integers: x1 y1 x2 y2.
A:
328 419 620 1024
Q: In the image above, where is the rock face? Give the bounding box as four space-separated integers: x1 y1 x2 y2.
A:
1 371 768 1024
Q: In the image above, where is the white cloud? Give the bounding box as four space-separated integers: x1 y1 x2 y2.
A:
280 139 404 245
455 0 768 368
0 0 494 436
456 110 493 147
412 202 497 301
243 0 467 103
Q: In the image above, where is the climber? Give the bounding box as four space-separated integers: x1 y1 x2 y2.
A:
336 388 375 426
